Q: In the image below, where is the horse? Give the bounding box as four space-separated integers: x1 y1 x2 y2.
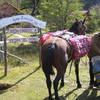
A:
40 19 86 100
88 32 100 88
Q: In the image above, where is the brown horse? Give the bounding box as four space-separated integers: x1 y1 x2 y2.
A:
40 19 86 100
88 32 100 87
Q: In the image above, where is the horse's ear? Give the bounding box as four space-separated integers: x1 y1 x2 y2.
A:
82 17 86 24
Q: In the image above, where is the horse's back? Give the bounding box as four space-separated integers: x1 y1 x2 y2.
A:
41 37 69 57
41 37 69 68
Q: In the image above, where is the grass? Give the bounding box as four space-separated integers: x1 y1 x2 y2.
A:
6 42 39 67
0 57 100 100
0 36 100 100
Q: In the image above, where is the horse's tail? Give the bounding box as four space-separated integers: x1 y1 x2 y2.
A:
42 44 56 75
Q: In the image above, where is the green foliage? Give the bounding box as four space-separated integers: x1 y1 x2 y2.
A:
20 0 33 9
20 0 40 15
87 5 100 33
1 0 89 33
6 42 39 67
39 0 84 31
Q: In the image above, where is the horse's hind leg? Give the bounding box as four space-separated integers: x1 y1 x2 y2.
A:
60 75 64 88
53 73 61 100
74 60 82 88
45 74 52 100
60 69 66 89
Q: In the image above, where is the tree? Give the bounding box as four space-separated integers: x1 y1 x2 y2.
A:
16 0 21 8
20 0 40 16
87 4 100 33
39 0 84 31
21 0 33 10
31 0 40 16
20 0 84 31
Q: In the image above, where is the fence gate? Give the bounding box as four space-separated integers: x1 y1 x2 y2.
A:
0 15 46 76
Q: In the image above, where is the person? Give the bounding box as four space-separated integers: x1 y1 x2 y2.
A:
91 56 100 87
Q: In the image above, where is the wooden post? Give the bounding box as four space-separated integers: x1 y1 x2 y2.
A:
39 28 42 67
3 27 8 76
0 32 4 62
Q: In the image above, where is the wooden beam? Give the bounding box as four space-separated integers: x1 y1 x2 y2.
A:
3 27 8 76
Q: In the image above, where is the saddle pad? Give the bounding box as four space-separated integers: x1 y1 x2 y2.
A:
51 30 68 36
59 31 76 40
39 30 68 45
69 35 91 59
39 33 53 45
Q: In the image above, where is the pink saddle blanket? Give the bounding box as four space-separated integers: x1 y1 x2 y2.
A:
69 35 91 60
39 30 68 45
39 31 92 60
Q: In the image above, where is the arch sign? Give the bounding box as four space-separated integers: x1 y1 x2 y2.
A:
0 15 46 29
0 15 46 75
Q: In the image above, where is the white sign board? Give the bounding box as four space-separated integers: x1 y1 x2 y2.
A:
9 28 39 34
8 36 39 43
0 15 46 29
0 36 39 46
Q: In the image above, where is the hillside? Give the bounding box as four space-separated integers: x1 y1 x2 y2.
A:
1 0 100 10
80 0 100 9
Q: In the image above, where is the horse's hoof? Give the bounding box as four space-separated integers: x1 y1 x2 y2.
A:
88 85 93 89
48 96 53 100
59 83 64 89
55 97 60 100
94 81 98 87
77 84 82 88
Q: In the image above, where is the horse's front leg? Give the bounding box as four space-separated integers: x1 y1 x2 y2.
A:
74 59 82 88
45 74 52 100
89 58 94 88
59 63 68 89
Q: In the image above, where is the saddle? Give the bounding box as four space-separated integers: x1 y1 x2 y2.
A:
39 30 92 60
39 30 69 45
58 32 91 60
69 35 91 59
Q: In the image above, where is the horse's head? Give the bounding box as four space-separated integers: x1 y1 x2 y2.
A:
69 18 87 35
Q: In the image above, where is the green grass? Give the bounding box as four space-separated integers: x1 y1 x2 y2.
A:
6 42 39 67
0 40 100 100
0 57 100 100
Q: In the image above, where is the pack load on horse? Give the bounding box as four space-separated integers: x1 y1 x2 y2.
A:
69 35 91 59
40 30 91 60
39 18 91 100
88 32 100 88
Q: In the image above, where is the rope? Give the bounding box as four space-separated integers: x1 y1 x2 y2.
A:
69 60 73 75
13 65 41 86
80 56 89 67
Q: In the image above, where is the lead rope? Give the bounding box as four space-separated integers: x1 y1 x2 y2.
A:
69 60 74 75
66 40 74 76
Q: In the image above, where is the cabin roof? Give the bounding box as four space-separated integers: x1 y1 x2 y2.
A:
0 2 22 18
